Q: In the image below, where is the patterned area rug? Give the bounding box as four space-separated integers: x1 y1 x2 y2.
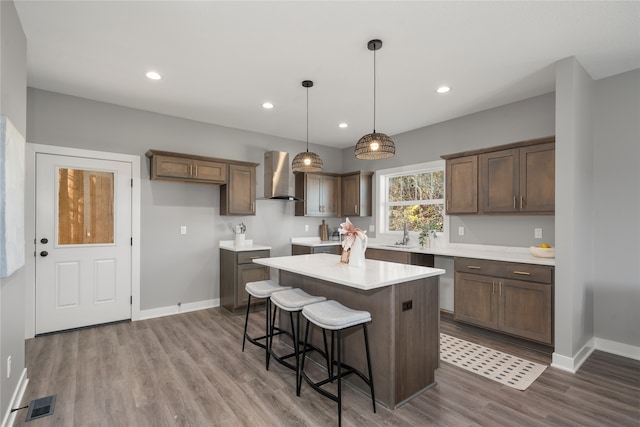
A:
440 333 547 391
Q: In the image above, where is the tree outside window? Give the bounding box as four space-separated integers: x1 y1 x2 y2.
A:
386 170 444 233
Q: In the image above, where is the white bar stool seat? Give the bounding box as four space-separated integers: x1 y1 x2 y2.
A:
242 280 291 370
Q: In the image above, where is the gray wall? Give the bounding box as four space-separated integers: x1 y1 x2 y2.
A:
0 0 27 418
26 88 346 311
554 57 596 364
343 92 557 248
592 69 640 348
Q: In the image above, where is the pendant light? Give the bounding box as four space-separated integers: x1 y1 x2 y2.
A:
292 80 323 172
355 39 396 160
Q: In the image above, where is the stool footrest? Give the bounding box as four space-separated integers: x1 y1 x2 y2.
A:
270 342 325 372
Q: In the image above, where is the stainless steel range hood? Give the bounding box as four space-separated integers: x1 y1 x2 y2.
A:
264 151 300 201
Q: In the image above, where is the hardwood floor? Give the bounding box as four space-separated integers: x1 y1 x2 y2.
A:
12 308 639 426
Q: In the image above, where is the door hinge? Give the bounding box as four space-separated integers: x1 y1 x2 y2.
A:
130 237 133 246
130 296 133 305
131 178 133 187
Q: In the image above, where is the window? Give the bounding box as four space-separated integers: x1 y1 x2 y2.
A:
378 161 445 234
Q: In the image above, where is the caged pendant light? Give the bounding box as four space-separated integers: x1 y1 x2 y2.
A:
292 80 323 172
355 39 396 160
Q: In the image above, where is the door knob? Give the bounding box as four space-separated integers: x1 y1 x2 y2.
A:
40 238 49 244
40 251 48 257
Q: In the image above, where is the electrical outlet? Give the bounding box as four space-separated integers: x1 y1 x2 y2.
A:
458 226 465 236
7 355 11 379
180 225 187 235
535 228 543 239
304 224 309 232
402 300 413 311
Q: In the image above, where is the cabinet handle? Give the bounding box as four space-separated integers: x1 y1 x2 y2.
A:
194 165 198 177
513 195 517 209
466 265 482 269
520 196 524 209
355 205 358 214
249 256 261 259
492 281 496 295
190 164 193 176
447 200 450 211
499 281 502 296
513 271 531 276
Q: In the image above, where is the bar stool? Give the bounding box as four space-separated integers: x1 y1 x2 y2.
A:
299 300 376 426
269 288 327 392
242 280 291 369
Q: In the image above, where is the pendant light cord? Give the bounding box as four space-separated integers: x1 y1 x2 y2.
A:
373 46 377 133
306 85 310 152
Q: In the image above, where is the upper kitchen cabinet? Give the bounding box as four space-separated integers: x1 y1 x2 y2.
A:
444 155 478 214
295 172 339 217
341 171 373 217
147 150 227 184
442 136 555 215
221 164 257 215
146 150 258 216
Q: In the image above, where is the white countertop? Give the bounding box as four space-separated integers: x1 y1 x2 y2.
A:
219 240 271 252
254 253 445 291
290 237 342 247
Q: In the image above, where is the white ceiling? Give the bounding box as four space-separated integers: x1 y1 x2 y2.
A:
14 1 640 149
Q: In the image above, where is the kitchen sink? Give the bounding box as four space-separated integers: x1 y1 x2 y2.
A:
378 244 418 250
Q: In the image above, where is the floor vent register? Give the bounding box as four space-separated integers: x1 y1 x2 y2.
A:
25 395 56 422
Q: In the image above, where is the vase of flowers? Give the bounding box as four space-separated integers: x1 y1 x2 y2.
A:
418 220 439 248
338 218 367 266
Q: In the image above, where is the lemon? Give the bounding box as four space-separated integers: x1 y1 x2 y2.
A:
540 243 551 248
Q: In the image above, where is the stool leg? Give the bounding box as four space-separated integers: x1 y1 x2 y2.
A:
322 329 331 377
266 299 272 370
293 311 300 383
337 329 342 427
363 324 376 413
297 319 312 396
242 294 252 352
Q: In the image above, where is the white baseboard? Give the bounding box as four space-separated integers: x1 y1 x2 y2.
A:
551 337 595 373
1 368 28 427
594 337 640 361
138 299 219 321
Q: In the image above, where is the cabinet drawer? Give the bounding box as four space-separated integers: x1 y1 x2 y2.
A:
237 250 270 264
455 257 553 284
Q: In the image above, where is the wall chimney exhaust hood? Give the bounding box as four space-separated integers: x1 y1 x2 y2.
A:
264 151 300 201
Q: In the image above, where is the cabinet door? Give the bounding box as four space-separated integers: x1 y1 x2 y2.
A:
304 174 323 216
498 279 553 344
454 272 498 329
341 174 360 216
480 149 519 213
236 264 269 307
194 160 227 183
365 248 411 264
222 164 256 215
446 156 478 214
153 155 193 180
520 143 555 213
321 175 339 217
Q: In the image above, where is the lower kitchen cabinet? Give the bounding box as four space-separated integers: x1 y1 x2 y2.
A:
454 257 553 344
220 248 270 314
365 248 434 267
291 244 342 255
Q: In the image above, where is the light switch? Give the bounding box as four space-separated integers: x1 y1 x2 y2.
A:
180 226 187 235
458 226 465 236
304 224 309 232
535 228 543 239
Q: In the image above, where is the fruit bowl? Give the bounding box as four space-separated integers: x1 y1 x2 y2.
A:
530 245 555 258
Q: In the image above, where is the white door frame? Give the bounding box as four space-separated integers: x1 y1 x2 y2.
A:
25 143 141 338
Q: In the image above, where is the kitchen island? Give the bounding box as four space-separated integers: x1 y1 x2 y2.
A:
254 253 445 409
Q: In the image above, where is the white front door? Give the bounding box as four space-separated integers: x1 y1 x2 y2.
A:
35 153 132 334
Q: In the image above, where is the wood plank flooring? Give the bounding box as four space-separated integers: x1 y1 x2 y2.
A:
12 308 640 426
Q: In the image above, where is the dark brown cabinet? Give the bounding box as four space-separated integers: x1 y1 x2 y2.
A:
220 248 270 315
295 172 339 217
221 164 256 215
442 136 555 215
340 171 373 217
480 142 555 213
445 155 478 214
454 257 553 344
291 244 342 255
147 152 227 184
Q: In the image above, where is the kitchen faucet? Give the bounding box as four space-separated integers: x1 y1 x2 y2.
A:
402 222 409 245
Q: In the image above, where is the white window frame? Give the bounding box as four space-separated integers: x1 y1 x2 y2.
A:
376 160 448 243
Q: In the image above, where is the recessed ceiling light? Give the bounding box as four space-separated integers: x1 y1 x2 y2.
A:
262 102 274 109
146 71 162 80
436 86 451 94
338 123 348 128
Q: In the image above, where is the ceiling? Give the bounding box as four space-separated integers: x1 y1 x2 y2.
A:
14 1 640 149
